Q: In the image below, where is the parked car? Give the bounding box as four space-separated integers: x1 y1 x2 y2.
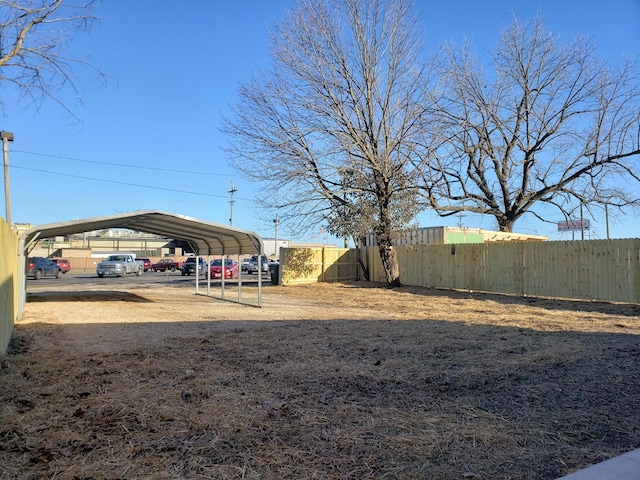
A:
52 258 71 273
138 258 152 272
247 254 269 274
210 258 239 279
181 257 208 276
151 258 183 272
28 257 63 280
241 257 253 272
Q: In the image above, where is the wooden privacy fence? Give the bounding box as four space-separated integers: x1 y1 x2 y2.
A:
280 239 640 304
364 239 640 304
280 247 361 285
0 219 19 354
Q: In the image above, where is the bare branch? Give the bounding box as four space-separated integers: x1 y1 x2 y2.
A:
0 0 105 120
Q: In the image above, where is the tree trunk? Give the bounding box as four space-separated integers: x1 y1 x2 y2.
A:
375 223 403 287
498 217 516 232
377 242 402 287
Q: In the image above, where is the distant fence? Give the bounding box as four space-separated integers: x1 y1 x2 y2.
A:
280 247 360 285
1 219 19 354
280 239 640 304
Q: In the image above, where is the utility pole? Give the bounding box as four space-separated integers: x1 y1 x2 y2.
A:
273 214 279 258
457 204 465 228
2 131 14 226
228 181 237 226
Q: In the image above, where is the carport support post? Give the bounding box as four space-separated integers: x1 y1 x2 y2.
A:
17 231 41 319
221 255 226 300
258 253 262 306
195 255 200 294
237 254 242 303
206 255 211 297
224 256 228 299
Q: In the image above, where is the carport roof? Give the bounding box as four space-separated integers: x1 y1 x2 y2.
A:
21 210 263 256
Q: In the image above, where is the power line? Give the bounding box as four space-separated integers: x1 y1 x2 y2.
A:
11 165 254 200
13 149 234 177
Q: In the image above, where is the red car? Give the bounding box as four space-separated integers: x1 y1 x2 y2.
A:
52 258 71 273
151 258 183 272
138 258 152 272
210 258 239 279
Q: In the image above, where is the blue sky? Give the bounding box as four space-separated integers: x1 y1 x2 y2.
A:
3 0 640 242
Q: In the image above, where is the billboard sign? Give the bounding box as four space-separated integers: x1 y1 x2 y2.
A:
558 220 590 231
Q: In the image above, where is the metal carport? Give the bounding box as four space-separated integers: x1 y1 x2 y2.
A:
18 210 265 318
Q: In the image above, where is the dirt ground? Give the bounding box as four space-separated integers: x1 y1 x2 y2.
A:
1 280 639 479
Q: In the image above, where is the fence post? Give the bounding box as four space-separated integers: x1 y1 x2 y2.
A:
634 239 640 304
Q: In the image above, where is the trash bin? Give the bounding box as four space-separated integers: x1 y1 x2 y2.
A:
269 263 280 285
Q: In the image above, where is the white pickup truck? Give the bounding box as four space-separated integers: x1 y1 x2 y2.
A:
96 254 143 278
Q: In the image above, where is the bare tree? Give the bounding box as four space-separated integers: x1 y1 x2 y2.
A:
421 16 640 232
222 0 434 286
0 0 103 118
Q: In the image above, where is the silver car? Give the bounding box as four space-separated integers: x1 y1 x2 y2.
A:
247 254 269 274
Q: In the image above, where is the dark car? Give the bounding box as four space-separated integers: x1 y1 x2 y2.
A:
52 258 71 273
28 257 63 280
181 257 208 276
138 258 152 272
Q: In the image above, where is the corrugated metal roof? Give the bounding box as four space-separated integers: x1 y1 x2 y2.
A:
21 210 263 256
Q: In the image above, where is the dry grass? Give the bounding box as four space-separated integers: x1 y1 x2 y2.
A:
1 281 639 479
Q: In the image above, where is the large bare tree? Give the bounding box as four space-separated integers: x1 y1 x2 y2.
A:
0 0 103 118
421 17 640 232
222 0 434 286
